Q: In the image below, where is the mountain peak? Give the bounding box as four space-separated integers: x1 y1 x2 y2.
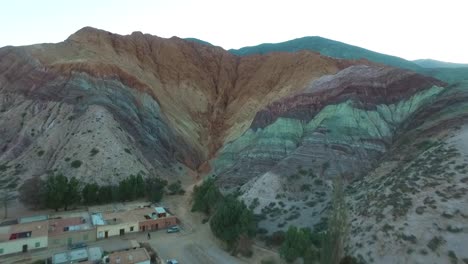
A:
67 26 114 43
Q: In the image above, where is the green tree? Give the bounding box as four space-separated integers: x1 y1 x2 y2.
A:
280 226 314 262
321 177 348 264
210 196 256 250
44 173 68 211
168 180 183 195
19 176 45 209
135 174 145 198
82 183 99 205
192 178 222 214
63 177 81 210
278 226 323 263
144 176 167 203
0 189 16 219
97 185 115 204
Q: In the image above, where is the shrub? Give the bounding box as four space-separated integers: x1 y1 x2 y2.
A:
37 150 45 157
168 181 183 195
301 184 312 192
448 250 458 264
415 206 425 215
447 225 463 233
400 233 417 244
90 148 99 156
70 160 82 168
427 236 444 252
266 231 285 247
249 198 260 210
314 179 323 185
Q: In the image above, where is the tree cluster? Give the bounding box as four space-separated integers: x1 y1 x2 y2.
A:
210 196 256 250
280 226 321 263
278 177 357 264
191 178 256 253
19 172 168 211
191 178 223 214
321 177 348 264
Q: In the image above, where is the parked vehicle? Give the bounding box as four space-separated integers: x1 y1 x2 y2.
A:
166 226 180 233
166 259 179 264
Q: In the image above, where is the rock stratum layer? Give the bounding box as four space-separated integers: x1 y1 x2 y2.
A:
1 27 468 263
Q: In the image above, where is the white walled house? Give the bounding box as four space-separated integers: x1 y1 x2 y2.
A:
0 220 49 256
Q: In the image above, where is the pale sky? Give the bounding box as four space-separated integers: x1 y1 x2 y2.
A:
1 0 467 63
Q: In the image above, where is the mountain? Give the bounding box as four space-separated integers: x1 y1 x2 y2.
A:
229 36 468 84
414 59 468 68
1 27 467 263
230 36 423 72
184 38 214 47
0 27 355 186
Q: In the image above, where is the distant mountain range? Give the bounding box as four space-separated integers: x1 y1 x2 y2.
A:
187 36 468 84
413 58 468 68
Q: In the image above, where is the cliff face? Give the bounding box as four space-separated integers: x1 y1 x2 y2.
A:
213 65 445 188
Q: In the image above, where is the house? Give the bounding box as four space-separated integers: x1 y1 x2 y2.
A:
0 219 48 256
105 247 151 264
48 215 96 248
135 207 177 232
52 246 102 264
91 211 139 239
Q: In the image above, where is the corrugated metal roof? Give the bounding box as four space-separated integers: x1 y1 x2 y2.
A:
91 213 105 226
155 207 166 214
18 215 48 224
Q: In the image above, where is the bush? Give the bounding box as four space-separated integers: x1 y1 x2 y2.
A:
448 250 457 264
427 236 444 251
168 181 183 195
266 231 285 247
90 148 99 156
301 184 312 192
70 160 82 168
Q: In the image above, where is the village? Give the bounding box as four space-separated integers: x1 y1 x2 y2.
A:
0 190 279 264
0 201 181 264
